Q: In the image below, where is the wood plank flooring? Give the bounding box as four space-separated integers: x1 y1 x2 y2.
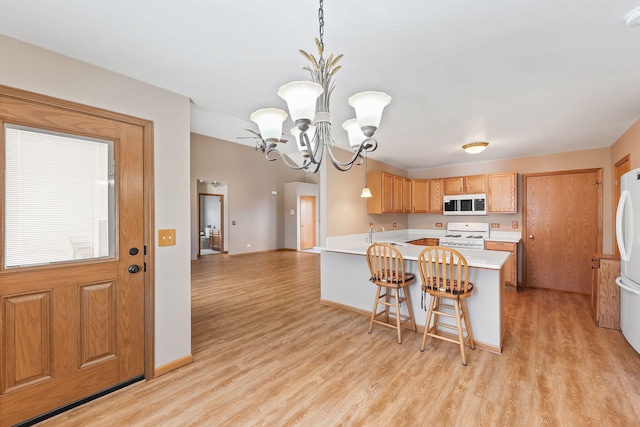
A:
39 250 640 426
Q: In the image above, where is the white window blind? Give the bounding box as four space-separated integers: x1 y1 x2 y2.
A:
4 124 115 268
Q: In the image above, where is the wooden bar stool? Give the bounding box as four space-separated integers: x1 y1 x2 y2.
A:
417 246 475 365
366 243 417 344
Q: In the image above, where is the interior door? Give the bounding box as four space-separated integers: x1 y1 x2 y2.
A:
524 170 601 294
0 92 146 425
300 195 316 250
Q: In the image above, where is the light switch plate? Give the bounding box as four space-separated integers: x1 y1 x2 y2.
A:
158 229 176 246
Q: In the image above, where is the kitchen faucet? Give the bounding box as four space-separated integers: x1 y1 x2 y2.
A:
367 224 385 243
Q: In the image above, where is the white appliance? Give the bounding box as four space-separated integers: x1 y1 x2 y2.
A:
443 194 487 215
439 222 489 249
615 167 640 354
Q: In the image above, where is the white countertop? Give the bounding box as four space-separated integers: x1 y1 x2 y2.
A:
320 229 512 270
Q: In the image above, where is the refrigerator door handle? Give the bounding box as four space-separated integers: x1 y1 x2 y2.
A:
616 190 632 262
616 276 640 295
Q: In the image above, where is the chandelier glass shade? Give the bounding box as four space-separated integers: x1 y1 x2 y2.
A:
249 0 391 173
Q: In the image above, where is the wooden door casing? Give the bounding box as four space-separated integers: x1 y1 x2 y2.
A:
523 169 602 294
0 86 151 426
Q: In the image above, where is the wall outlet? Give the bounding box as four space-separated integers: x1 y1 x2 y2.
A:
512 221 519 229
435 222 443 227
491 223 500 228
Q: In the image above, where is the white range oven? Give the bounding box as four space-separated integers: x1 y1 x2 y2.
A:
438 222 489 250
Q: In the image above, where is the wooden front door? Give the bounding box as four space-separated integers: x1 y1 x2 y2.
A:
523 169 601 294
0 89 147 425
300 195 316 250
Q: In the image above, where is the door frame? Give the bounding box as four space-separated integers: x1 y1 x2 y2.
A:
198 192 224 255
522 168 603 288
0 84 156 380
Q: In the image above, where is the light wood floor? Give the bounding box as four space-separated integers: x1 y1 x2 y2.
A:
40 251 640 426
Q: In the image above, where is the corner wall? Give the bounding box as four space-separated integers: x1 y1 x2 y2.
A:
0 34 192 369
190 133 315 256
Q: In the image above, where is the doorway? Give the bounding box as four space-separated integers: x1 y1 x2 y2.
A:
198 193 224 256
523 169 602 294
0 86 153 426
300 195 317 250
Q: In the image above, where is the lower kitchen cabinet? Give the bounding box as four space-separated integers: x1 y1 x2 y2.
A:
485 240 518 290
407 238 440 246
591 254 620 330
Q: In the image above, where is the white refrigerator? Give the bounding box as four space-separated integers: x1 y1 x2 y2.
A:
615 167 640 353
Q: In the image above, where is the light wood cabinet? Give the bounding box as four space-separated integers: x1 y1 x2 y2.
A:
444 175 487 195
367 171 395 214
429 179 444 213
411 179 430 213
393 175 403 213
485 240 517 290
368 171 411 214
445 177 464 195
464 174 487 194
402 177 412 213
591 255 620 330
407 238 439 246
487 172 517 213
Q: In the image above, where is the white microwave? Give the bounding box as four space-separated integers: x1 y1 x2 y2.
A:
443 194 487 215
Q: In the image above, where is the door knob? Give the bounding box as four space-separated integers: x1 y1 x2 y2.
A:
128 264 140 274
528 235 534 240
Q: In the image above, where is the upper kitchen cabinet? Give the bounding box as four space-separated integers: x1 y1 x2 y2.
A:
429 179 445 213
444 176 464 194
487 172 517 213
444 175 487 194
367 171 395 214
392 175 411 213
402 177 412 213
464 174 487 194
411 179 430 213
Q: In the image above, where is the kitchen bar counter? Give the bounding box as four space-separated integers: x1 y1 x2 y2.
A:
319 233 510 353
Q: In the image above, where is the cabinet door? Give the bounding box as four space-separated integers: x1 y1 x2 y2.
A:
444 177 464 195
392 175 403 212
411 179 430 213
485 241 517 287
464 174 487 194
487 172 517 213
430 179 444 213
382 172 395 213
402 177 412 213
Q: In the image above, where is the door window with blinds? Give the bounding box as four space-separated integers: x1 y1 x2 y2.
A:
4 124 116 268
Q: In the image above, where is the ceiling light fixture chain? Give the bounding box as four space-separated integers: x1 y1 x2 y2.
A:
249 0 391 173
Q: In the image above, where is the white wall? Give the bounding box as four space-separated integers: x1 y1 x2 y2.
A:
0 35 192 369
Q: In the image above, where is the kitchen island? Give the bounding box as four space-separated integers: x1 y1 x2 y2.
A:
319 232 511 353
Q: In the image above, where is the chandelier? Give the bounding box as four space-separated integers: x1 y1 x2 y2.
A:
249 0 391 173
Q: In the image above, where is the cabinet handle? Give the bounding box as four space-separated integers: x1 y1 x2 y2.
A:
528 235 534 240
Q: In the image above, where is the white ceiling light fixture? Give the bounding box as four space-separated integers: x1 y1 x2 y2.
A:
625 6 640 27
249 0 391 173
462 142 489 154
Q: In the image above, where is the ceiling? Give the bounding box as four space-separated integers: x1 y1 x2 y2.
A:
2 0 640 171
